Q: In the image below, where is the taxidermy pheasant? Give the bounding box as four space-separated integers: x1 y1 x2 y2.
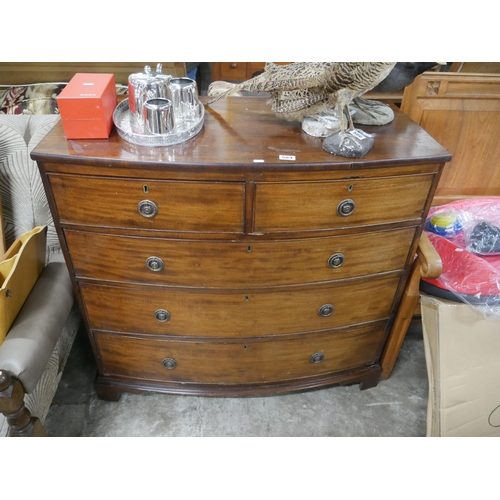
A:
206 62 396 157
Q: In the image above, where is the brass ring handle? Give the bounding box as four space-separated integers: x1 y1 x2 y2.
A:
318 304 334 317
138 199 158 218
337 199 355 217
328 253 345 268
162 358 177 369
230 63 237 68
154 309 171 322
310 352 325 364
146 256 164 272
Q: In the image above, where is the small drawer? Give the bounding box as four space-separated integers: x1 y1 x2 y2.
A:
218 62 248 81
81 272 400 336
66 227 414 287
95 322 386 384
254 174 434 232
247 62 266 78
49 174 245 233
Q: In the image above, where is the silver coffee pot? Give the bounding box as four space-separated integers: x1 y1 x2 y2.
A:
128 64 172 126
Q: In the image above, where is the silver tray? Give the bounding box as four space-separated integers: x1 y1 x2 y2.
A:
113 98 204 147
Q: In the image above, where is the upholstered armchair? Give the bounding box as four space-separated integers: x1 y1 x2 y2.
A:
0 87 82 436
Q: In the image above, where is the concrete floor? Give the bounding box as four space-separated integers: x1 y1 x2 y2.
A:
44 321 429 437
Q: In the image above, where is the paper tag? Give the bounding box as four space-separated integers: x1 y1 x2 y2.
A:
253 159 265 163
279 155 296 161
349 130 366 140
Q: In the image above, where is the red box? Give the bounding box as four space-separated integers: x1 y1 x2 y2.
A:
56 73 117 139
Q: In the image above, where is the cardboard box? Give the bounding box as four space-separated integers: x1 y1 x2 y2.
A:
0 226 46 345
421 293 500 437
56 73 117 139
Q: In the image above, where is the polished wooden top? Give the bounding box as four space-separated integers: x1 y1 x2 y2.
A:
31 97 451 172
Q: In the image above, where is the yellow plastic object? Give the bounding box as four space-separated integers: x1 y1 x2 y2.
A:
0 226 47 345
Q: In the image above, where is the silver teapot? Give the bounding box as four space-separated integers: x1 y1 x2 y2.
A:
128 64 172 126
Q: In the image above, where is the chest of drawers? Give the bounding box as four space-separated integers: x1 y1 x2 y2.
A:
211 62 292 82
32 97 451 400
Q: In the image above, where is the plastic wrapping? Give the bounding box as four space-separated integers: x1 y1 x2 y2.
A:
422 197 500 319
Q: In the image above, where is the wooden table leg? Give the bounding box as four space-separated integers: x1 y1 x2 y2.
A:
0 370 47 437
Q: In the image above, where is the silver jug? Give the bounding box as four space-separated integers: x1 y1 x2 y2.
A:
169 77 201 126
128 64 172 127
143 98 175 135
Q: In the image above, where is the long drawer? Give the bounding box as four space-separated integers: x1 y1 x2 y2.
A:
49 175 245 233
80 273 400 336
254 174 435 231
66 227 414 287
95 322 386 384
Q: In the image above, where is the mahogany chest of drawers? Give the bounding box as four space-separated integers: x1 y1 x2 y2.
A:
31 97 451 400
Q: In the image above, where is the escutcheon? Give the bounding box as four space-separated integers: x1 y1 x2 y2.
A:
318 304 334 317
154 309 171 322
162 358 177 369
146 256 164 272
337 199 355 216
310 352 325 364
138 199 158 218
328 253 345 268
